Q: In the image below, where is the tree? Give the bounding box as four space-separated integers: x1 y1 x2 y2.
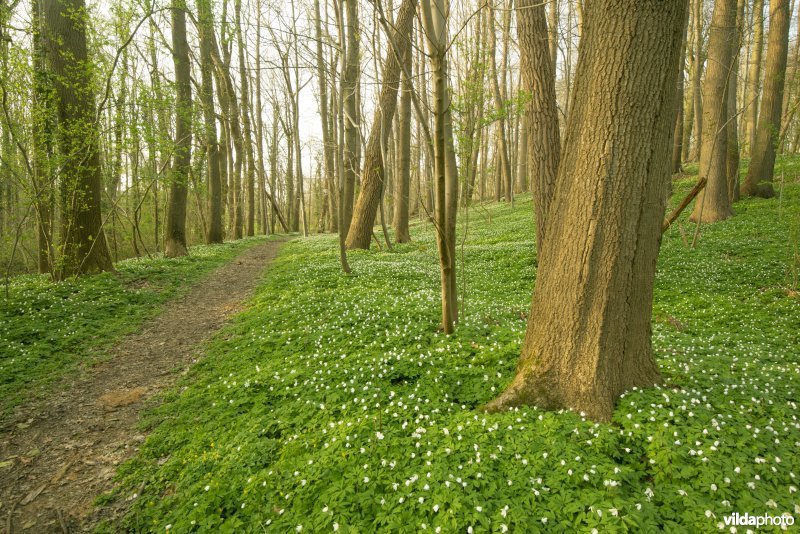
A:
44 0 114 279
517 0 560 255
689 0 737 223
420 0 459 333
393 26 413 244
165 0 192 257
485 0 688 421
487 2 513 203
345 0 415 250
743 0 791 198
689 0 704 161
341 0 359 238
197 0 224 243
744 0 765 154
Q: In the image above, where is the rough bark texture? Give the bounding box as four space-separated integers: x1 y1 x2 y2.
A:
743 0 791 198
517 0 560 255
485 0 687 422
345 0 415 250
690 0 737 223
165 0 192 258
44 0 114 279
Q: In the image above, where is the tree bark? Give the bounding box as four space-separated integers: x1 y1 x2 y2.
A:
485 0 687 422
743 0 791 197
690 0 737 223
165 0 192 257
44 0 114 279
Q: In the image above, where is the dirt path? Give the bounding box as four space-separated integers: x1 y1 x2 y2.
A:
0 238 286 533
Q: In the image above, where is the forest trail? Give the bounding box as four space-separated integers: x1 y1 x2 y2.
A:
0 238 287 533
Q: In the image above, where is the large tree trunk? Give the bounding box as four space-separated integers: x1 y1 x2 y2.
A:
743 0 791 197
744 0 765 154
345 0 415 250
690 0 737 223
485 0 687 422
197 0 224 243
165 0 192 257
518 0 560 255
44 0 114 279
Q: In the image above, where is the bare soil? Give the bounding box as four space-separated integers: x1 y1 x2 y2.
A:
0 238 286 533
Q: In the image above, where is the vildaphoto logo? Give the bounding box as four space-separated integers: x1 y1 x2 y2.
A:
723 512 795 528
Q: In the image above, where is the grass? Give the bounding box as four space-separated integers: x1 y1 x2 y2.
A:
101 163 799 532
0 236 269 421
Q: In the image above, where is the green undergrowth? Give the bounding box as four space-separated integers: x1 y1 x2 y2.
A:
108 168 799 532
0 236 270 421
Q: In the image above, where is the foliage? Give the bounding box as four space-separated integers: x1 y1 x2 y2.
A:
0 237 268 420
107 175 799 532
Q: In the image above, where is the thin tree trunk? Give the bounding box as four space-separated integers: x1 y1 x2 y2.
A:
421 0 459 333
393 30 413 243
745 0 765 154
518 0 560 255
197 0 223 243
743 0 791 197
689 0 704 161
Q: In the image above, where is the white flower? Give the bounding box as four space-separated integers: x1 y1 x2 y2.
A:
333 524 339 532
476 506 482 512
363 476 370 483
295 526 303 533
541 517 548 524
376 432 384 440
204 485 210 491
433 505 440 513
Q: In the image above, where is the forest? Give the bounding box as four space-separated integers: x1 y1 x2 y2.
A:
0 0 799 531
